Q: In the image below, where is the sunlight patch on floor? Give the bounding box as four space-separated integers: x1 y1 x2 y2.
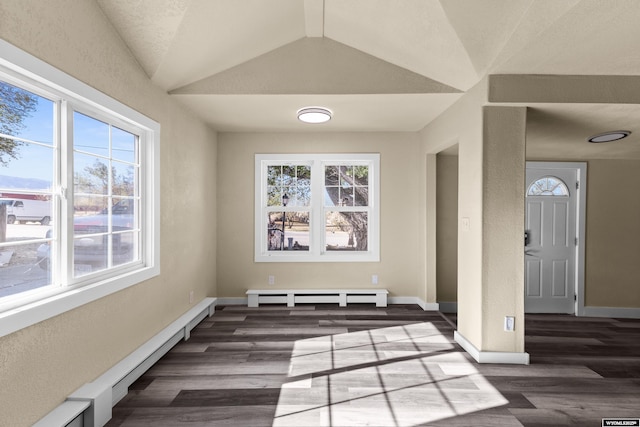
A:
273 322 508 427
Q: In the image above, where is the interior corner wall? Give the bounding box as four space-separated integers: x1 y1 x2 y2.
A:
421 78 526 354
216 132 422 300
420 78 487 348
0 2 217 425
436 154 458 303
585 159 640 308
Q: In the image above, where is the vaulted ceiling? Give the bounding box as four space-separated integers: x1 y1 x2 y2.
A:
96 0 640 148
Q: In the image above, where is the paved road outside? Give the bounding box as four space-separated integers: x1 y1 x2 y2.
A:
0 223 50 298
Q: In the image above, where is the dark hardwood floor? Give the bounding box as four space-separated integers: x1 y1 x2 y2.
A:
107 305 640 426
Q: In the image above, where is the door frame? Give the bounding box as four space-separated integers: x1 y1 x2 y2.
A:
526 161 587 316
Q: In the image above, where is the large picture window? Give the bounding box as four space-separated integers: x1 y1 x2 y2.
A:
255 154 379 262
0 40 159 336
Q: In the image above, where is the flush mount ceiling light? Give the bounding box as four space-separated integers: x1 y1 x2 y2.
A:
297 107 332 124
587 130 631 143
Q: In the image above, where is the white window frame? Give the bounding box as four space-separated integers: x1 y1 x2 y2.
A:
0 40 160 338
255 153 380 262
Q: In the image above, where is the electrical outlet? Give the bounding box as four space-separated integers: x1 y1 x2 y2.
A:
504 316 515 332
268 275 275 285
372 274 379 285
189 290 194 304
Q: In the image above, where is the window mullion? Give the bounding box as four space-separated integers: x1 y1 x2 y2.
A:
107 125 113 269
60 100 73 285
311 161 324 255
133 135 141 265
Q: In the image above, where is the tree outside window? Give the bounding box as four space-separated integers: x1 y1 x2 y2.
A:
256 154 379 262
0 81 54 298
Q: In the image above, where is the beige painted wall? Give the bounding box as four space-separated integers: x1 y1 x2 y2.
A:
585 159 640 308
0 1 217 425
481 106 526 352
436 154 458 302
421 79 526 354
421 79 486 348
216 132 423 299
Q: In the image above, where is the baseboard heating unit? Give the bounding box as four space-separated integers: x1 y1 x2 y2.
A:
246 288 388 307
33 297 216 427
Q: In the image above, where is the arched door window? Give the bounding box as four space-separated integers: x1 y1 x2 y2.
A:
527 176 570 196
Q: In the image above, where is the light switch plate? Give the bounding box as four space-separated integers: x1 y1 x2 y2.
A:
504 316 515 332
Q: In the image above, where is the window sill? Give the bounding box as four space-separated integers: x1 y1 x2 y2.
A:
255 252 380 262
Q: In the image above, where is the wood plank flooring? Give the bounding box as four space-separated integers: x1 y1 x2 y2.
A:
106 305 640 426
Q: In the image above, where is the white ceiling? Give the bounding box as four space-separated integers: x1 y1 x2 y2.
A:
96 0 640 155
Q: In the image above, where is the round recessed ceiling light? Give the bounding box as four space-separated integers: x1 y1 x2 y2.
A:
587 130 631 143
297 107 332 124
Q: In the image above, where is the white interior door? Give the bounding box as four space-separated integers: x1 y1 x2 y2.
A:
525 166 578 314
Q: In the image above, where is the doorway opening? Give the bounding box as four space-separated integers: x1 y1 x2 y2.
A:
436 148 459 313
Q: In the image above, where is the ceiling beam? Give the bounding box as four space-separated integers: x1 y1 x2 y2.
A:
489 74 640 104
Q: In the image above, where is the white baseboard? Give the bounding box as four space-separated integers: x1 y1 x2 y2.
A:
216 297 248 305
454 331 530 365
32 401 89 427
34 298 217 427
218 296 439 310
583 306 640 319
387 296 439 311
436 303 640 318
438 301 458 313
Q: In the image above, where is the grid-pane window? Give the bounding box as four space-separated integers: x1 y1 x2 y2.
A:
72 112 140 277
0 50 158 327
0 81 55 298
324 165 369 252
266 164 311 252
256 154 379 262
